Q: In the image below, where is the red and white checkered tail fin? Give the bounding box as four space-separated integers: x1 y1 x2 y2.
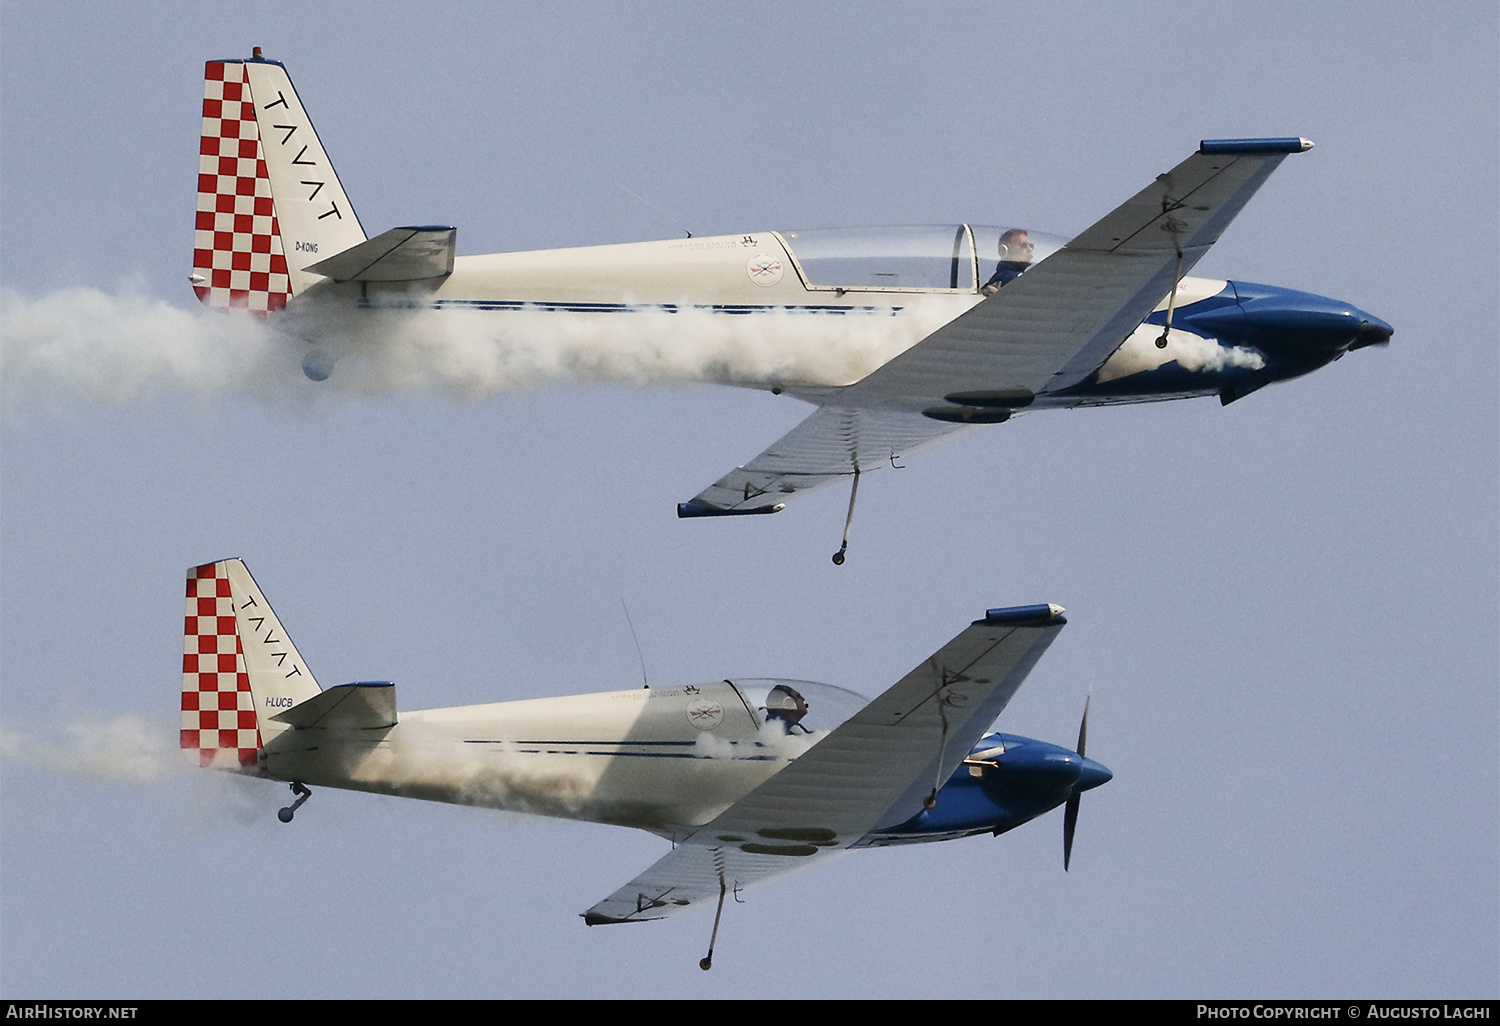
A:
191 51 365 312
181 559 322 771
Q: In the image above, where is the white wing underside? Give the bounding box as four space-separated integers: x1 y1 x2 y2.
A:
681 144 1297 514
683 405 971 514
584 609 1065 924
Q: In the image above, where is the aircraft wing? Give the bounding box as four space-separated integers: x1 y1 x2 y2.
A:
678 138 1311 516
583 603 1067 924
676 403 969 516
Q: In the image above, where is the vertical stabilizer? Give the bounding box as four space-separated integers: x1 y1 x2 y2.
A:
181 559 321 769
191 51 365 311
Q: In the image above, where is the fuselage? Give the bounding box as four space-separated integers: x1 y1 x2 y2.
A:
257 675 1108 844
261 678 851 839
296 224 1390 406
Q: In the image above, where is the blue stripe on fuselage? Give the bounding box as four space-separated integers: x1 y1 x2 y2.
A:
358 298 904 315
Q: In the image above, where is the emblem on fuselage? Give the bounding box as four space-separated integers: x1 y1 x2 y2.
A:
747 253 784 287
686 698 725 730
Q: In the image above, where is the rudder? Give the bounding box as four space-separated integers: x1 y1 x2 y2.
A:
191 50 365 311
181 559 322 770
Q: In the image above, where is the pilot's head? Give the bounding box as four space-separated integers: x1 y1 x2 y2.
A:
764 684 809 729
999 229 1034 266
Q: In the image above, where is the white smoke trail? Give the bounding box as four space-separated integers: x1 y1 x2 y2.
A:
332 304 939 397
0 286 303 414
322 722 601 821
1 286 964 415
1094 323 1266 384
691 717 819 761
0 714 180 783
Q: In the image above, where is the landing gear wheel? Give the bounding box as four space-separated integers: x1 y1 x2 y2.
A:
278 781 311 823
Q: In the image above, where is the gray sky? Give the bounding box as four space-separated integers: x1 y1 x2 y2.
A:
2 1 1495 999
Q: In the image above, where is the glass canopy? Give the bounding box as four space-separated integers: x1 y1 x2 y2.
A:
777 225 1067 293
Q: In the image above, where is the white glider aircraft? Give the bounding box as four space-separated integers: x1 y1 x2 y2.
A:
192 51 1390 561
183 558 1109 967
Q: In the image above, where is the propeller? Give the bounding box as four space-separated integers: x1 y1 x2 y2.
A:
1062 696 1090 871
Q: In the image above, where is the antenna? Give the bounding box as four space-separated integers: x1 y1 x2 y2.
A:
614 181 691 240
620 598 649 689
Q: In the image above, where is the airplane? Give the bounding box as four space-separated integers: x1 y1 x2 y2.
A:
191 50 1390 562
182 558 1110 968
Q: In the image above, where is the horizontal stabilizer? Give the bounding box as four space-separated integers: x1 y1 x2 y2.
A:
306 226 456 283
271 682 398 730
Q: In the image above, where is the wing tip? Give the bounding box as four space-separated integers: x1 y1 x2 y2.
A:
1198 137 1313 155
677 499 785 518
979 602 1066 626
583 911 635 926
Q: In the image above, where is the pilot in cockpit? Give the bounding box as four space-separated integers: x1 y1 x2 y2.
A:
981 228 1035 294
763 684 812 734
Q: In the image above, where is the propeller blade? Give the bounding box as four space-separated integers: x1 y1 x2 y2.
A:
1064 696 1090 871
1063 793 1080 871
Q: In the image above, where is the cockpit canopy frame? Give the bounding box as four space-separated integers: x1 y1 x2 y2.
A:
774 225 1067 294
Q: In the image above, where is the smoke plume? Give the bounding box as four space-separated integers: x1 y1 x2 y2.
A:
1 286 961 415
1094 323 1266 384
0 714 180 783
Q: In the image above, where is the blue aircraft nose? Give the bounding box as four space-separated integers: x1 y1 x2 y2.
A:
1075 756 1112 793
990 740 1088 789
1348 311 1394 351
1221 282 1392 365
